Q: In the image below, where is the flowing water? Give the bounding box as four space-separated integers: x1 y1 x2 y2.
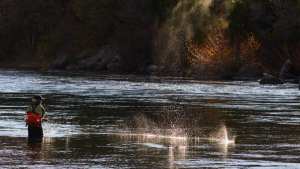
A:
0 70 300 168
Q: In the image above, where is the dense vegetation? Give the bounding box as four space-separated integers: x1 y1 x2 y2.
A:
0 0 300 79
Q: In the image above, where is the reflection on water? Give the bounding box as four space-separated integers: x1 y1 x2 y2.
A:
0 70 300 168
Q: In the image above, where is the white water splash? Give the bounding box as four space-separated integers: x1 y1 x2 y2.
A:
211 125 235 145
42 122 78 138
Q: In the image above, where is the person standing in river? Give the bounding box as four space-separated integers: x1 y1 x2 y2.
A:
25 96 47 141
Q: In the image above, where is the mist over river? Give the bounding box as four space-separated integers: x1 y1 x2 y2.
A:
0 70 300 168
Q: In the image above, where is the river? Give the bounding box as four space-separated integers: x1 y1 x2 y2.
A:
0 70 300 168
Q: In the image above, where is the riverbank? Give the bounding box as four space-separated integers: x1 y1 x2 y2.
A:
1 1 300 80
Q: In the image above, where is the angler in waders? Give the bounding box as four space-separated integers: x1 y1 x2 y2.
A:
25 96 47 141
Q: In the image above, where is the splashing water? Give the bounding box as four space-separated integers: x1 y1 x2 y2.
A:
221 125 235 145
117 131 190 146
121 114 235 146
117 125 235 146
42 122 78 138
211 125 235 145
116 130 191 166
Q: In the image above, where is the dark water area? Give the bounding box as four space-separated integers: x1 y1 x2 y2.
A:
1 70 300 168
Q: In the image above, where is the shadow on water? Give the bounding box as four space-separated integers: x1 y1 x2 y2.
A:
0 71 300 168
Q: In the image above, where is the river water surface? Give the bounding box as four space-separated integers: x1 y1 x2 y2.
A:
0 70 300 168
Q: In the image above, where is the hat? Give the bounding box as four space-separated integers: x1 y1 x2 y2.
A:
32 95 44 101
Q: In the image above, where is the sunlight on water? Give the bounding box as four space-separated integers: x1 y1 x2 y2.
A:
112 124 235 168
210 125 235 145
113 124 235 154
119 133 188 141
219 125 235 145
114 113 236 162
42 122 78 138
116 131 190 169
117 132 190 150
116 125 235 146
